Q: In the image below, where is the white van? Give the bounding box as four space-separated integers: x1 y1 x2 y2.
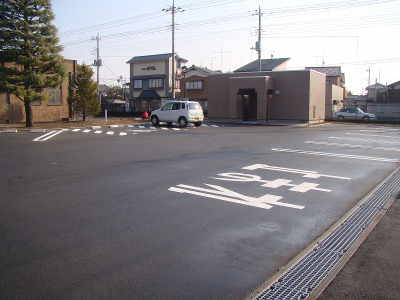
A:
150 100 204 127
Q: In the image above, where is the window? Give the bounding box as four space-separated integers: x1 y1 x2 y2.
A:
149 78 163 89
47 86 62 105
326 80 331 85
134 80 142 89
3 93 10 105
172 103 180 110
161 103 173 111
186 81 203 90
188 102 201 110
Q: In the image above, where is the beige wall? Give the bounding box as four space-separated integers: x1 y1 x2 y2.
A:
325 84 344 119
309 70 327 121
208 70 326 122
1 59 76 124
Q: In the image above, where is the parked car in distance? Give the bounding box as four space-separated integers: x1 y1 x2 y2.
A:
335 108 377 121
150 100 204 127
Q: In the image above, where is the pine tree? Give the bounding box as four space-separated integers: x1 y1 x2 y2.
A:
0 0 66 127
72 64 100 121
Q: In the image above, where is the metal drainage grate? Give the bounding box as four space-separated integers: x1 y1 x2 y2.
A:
254 168 400 300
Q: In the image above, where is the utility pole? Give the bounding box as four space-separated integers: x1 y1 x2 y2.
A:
366 66 370 97
163 0 184 98
91 33 102 100
251 6 263 71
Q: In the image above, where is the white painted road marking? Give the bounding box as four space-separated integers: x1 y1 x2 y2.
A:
82 129 91 133
33 130 67 141
347 132 400 139
211 173 331 193
271 148 398 162
242 164 351 180
72 129 81 132
306 141 400 152
106 131 114 135
169 184 305 210
119 132 127 136
329 136 400 144
94 130 102 134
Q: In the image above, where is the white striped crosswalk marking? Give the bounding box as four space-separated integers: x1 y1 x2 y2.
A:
306 141 400 152
271 148 398 163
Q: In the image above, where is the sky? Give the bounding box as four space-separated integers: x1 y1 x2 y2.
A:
51 0 400 95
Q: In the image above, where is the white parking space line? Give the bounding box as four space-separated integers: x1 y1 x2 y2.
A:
348 132 400 139
271 148 398 162
94 130 102 134
329 136 400 144
306 141 400 152
106 131 114 135
161 128 169 130
82 129 91 133
72 129 81 132
119 132 127 136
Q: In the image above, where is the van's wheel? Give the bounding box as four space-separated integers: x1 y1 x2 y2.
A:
178 117 188 127
362 116 370 121
194 122 202 127
337 115 344 121
151 115 159 126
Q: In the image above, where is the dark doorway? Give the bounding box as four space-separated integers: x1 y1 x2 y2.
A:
239 89 257 121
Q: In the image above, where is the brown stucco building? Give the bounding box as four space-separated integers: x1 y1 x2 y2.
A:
306 66 346 119
180 65 221 114
1 59 77 124
207 69 326 122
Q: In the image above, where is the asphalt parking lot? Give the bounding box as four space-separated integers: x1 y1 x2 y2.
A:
1 121 399 299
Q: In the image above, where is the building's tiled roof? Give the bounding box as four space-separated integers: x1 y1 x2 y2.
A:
234 58 290 72
388 80 400 88
127 53 187 64
366 83 388 90
186 65 221 75
305 66 341 77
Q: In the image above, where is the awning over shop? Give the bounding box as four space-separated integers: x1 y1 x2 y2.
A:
137 90 161 99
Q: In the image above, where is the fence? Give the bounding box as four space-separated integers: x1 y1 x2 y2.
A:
340 103 400 122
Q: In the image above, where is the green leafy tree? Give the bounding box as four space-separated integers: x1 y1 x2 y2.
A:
0 0 66 127
102 86 123 103
72 64 100 121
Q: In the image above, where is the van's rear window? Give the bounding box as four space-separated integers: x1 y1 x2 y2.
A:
188 103 201 110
